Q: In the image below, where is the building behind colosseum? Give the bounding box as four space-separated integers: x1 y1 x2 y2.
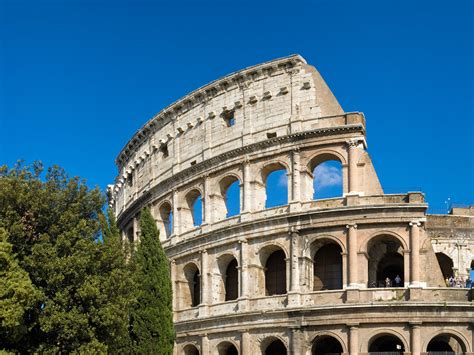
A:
108 55 474 355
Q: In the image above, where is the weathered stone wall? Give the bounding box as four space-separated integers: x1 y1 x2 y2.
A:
110 55 474 355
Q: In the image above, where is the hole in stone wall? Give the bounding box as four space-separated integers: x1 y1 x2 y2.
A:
267 132 277 139
160 144 169 158
223 110 235 127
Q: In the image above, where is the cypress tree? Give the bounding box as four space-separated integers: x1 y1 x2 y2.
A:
131 207 174 354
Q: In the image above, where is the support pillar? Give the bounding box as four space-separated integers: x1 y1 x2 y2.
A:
170 259 177 312
347 140 360 194
291 328 303 355
348 324 359 355
172 189 181 236
410 322 422 355
346 224 358 288
240 330 250 355
239 240 249 299
199 250 209 317
203 175 211 224
410 221 421 287
291 149 301 203
201 334 209 355
242 160 252 213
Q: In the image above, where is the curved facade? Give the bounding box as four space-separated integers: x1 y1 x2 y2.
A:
109 55 474 355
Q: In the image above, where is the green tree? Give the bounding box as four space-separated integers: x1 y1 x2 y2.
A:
130 207 175 354
0 228 42 348
0 162 135 353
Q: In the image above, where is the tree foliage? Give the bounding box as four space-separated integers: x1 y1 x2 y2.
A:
0 162 135 353
130 207 175 354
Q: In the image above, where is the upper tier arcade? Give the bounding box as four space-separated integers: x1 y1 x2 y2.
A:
109 55 380 221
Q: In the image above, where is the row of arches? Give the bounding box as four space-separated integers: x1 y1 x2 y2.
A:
153 158 343 239
179 235 406 309
182 332 468 354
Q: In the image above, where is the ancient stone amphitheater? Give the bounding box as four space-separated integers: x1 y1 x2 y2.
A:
109 55 474 355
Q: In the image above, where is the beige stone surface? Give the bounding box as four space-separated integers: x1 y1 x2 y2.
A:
110 55 474 355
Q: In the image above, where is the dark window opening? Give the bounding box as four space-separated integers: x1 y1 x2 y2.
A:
314 244 343 291
312 336 343 355
223 110 235 127
192 270 201 307
265 250 287 296
265 340 287 355
369 335 404 354
267 132 277 139
127 173 134 187
190 160 197 166
225 259 239 301
160 144 169 158
436 252 454 280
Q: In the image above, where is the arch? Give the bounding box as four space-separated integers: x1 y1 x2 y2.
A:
158 201 173 238
260 162 288 209
185 189 203 227
261 337 288 355
307 235 346 257
217 341 239 355
183 263 201 308
183 344 200 355
264 248 287 296
436 252 454 280
424 330 470 354
362 231 409 253
307 150 347 172
311 335 344 355
313 243 343 291
366 234 405 288
368 332 406 354
219 175 241 218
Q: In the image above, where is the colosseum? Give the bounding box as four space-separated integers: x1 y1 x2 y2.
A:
108 55 474 355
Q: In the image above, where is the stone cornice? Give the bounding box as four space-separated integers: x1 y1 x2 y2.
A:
115 54 306 168
116 123 365 225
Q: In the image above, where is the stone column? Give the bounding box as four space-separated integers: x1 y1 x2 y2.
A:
291 149 301 203
242 160 252 213
172 189 181 236
348 324 359 355
291 328 303 355
410 221 421 286
203 175 211 224
347 140 360 194
290 230 300 292
201 334 209 355
170 259 177 312
240 330 250 355
133 215 140 243
201 250 209 304
239 240 249 298
346 224 358 288
410 322 422 355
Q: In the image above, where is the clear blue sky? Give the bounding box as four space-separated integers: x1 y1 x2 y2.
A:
1 0 472 213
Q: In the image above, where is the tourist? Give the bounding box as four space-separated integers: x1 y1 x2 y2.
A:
394 275 401 287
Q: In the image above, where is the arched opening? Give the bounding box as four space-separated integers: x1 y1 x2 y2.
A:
221 177 240 218
183 344 200 355
368 334 405 354
264 167 288 208
312 335 343 355
159 202 173 238
264 339 287 355
225 259 239 301
313 243 343 291
217 341 238 355
265 249 287 296
427 334 467 354
436 252 454 280
183 263 201 308
186 189 203 227
313 160 343 199
368 236 404 288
